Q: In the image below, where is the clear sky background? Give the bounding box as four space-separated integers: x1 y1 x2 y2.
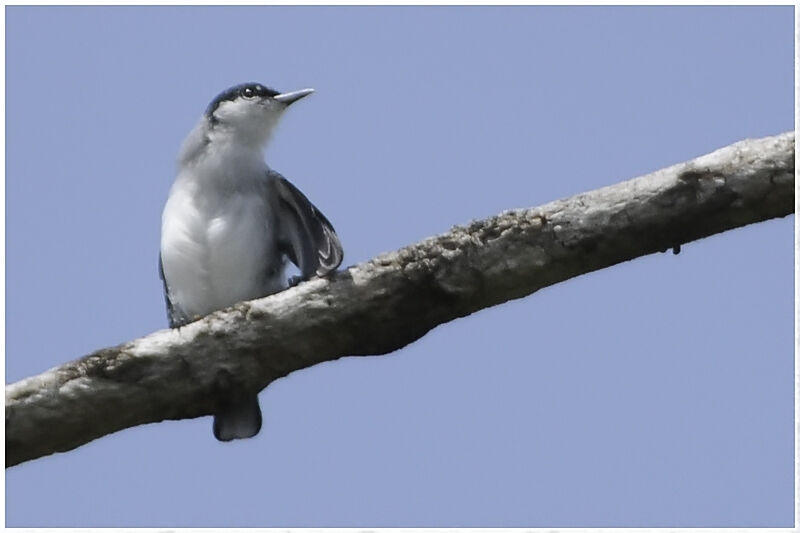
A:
5 6 794 527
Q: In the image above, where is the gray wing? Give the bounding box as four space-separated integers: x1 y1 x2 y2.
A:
159 254 188 328
269 171 343 279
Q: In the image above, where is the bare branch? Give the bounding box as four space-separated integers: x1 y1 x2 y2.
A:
6 132 794 467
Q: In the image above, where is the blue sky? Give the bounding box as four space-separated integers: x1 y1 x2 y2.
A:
5 6 794 527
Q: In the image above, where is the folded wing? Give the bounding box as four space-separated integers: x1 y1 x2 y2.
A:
159 254 189 328
270 171 343 279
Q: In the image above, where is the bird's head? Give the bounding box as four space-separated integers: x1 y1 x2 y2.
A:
204 82 314 147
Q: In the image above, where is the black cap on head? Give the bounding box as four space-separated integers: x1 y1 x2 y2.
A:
205 82 280 118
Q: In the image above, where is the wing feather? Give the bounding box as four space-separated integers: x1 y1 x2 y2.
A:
159 254 188 327
270 172 343 279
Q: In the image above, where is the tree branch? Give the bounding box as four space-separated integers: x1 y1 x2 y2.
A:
6 132 794 467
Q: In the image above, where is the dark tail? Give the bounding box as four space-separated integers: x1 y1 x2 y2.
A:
213 395 262 441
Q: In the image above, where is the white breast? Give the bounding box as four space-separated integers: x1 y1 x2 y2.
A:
160 156 285 321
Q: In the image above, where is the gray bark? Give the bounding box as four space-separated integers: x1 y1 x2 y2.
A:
6 131 794 467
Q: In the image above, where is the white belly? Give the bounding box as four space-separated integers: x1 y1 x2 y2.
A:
160 178 285 320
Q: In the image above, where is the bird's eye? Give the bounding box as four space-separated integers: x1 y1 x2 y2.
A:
243 88 255 98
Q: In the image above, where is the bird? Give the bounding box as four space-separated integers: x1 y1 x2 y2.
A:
159 82 343 441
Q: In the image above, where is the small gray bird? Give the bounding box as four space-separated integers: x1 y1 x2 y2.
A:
159 82 343 441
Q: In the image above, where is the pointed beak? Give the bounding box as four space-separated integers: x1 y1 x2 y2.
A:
273 88 314 105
